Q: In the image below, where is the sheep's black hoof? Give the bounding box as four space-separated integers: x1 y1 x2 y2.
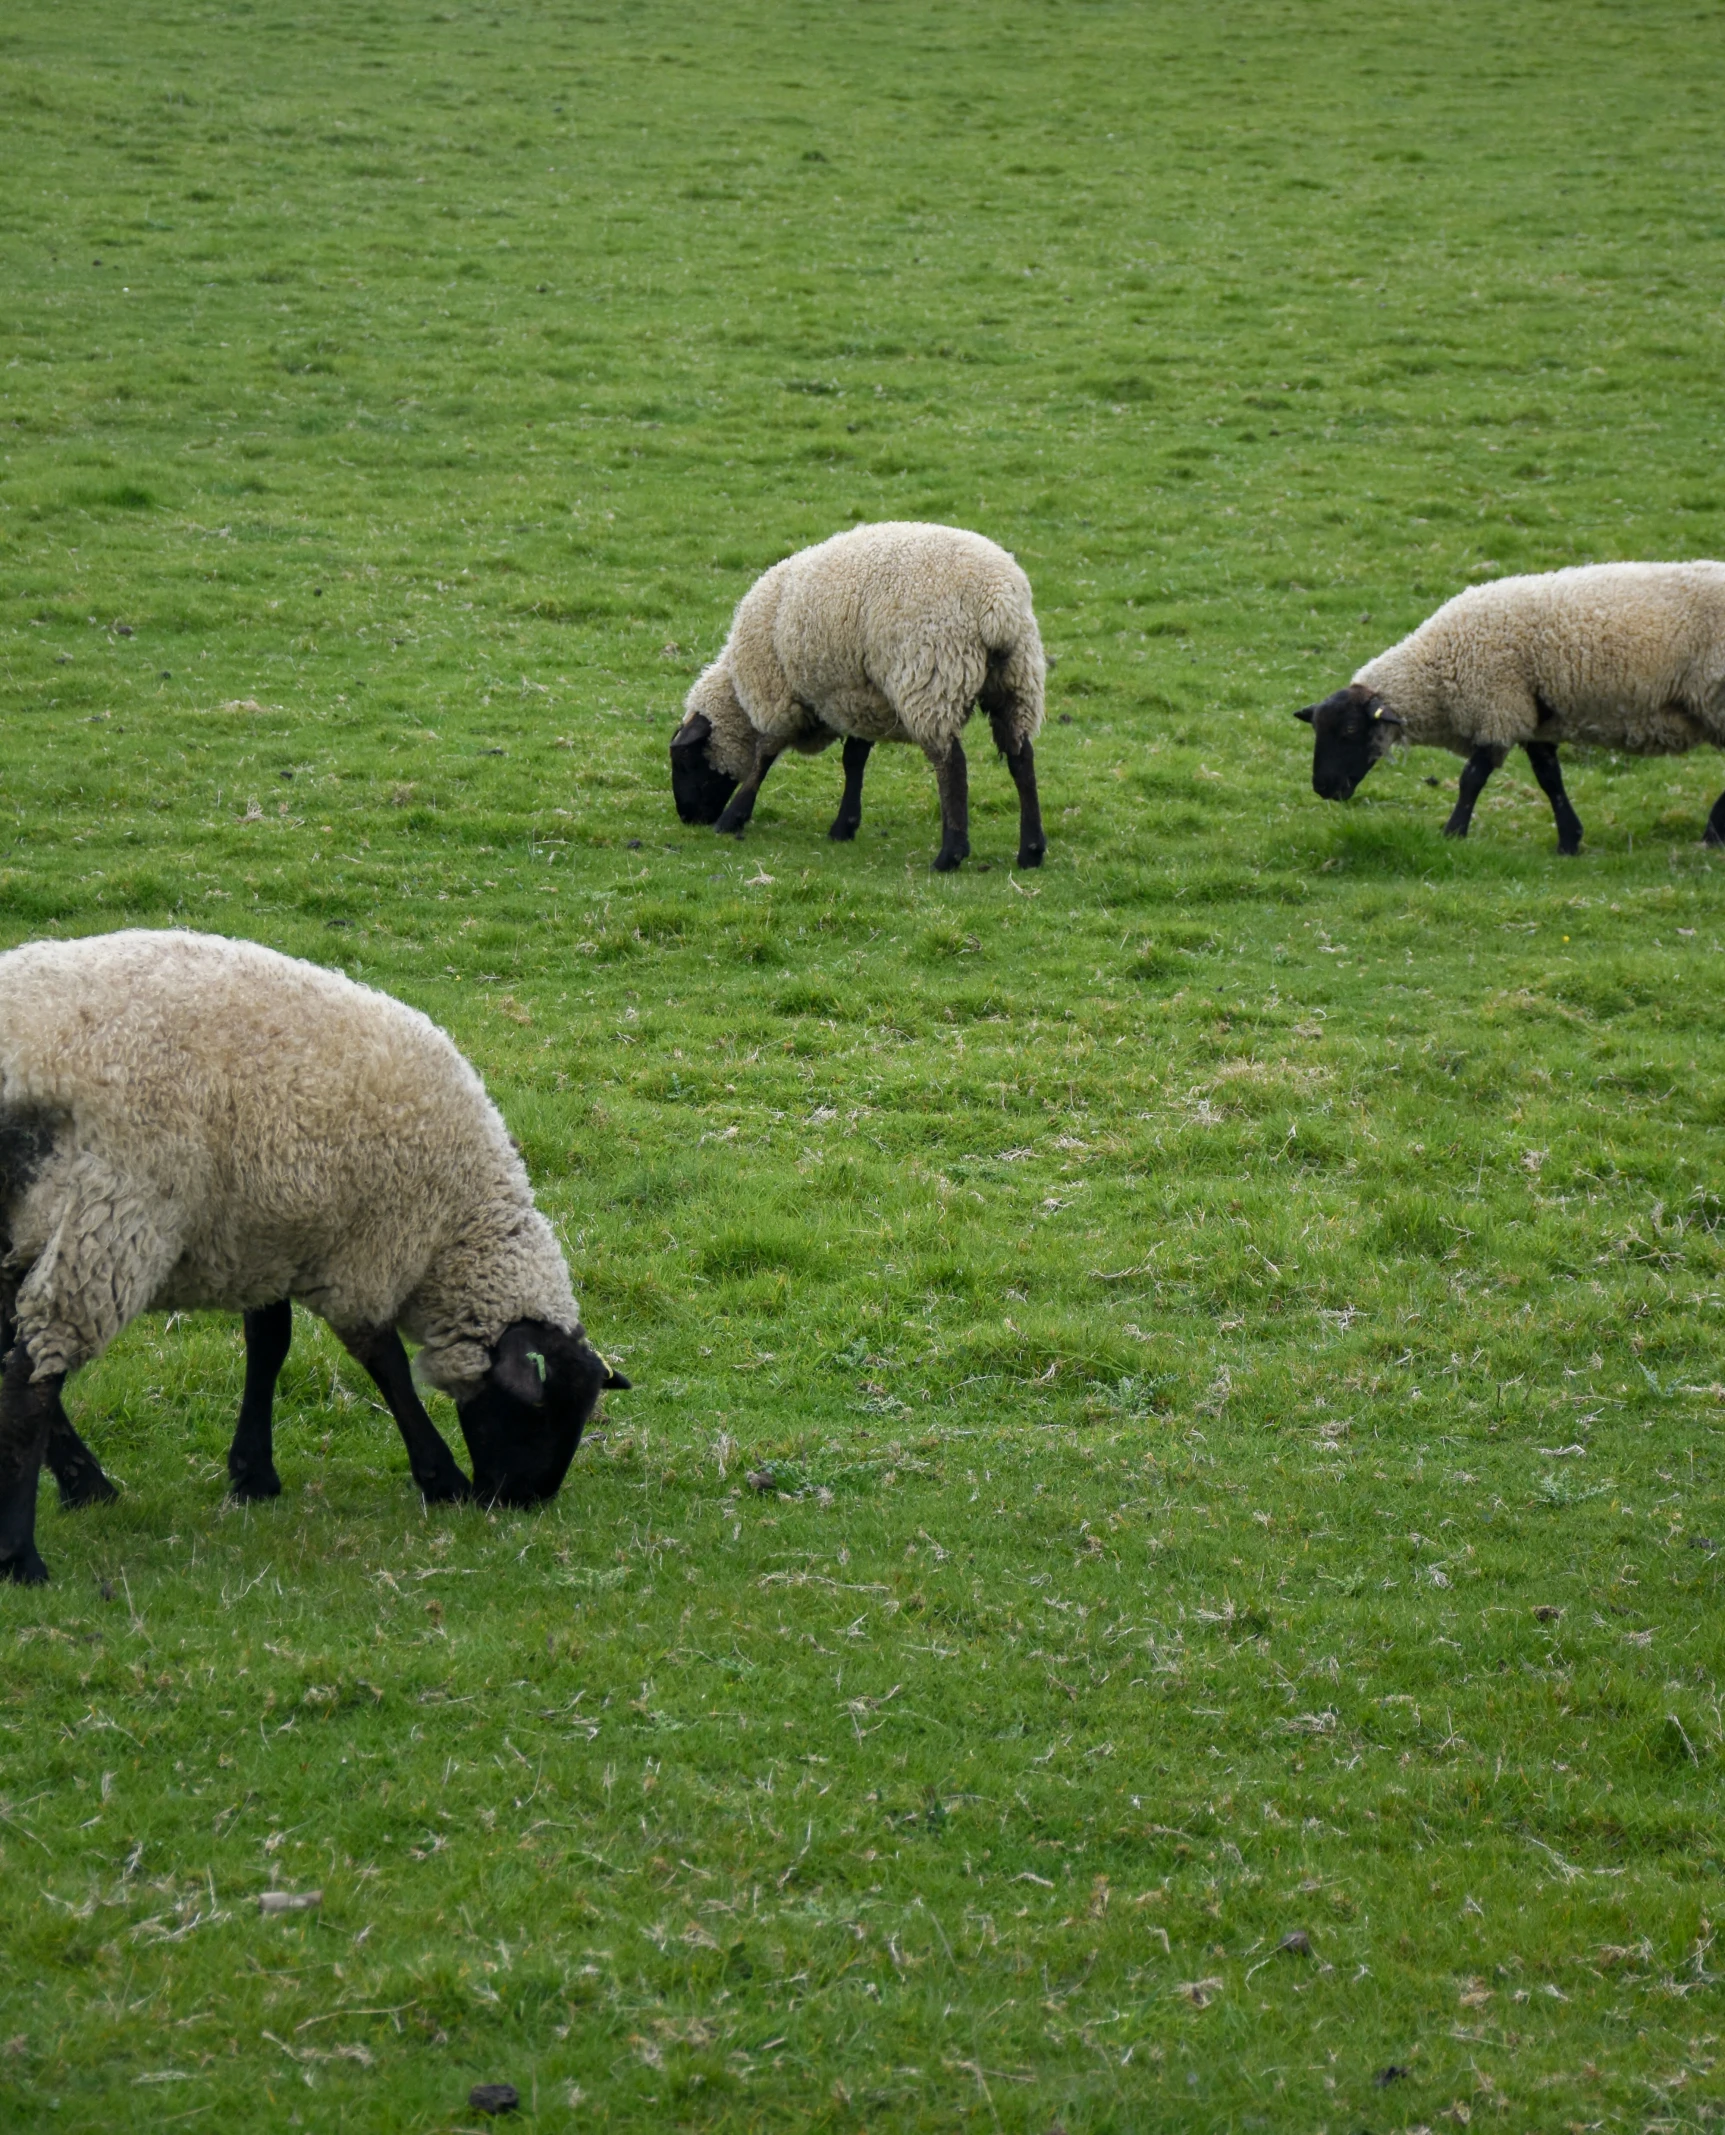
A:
2 1548 49 1586
1703 827 1725 850
1557 839 1582 857
229 1467 282 1503
57 1468 119 1511
1016 840 1047 868
828 818 860 842
417 1475 473 1505
931 845 969 873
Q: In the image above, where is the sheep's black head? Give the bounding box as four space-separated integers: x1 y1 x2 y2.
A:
454 1320 629 1507
1298 684 1403 801
670 711 740 826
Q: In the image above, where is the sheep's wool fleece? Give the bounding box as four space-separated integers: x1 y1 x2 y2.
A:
1355 562 1725 757
0 931 578 1391
688 521 1045 778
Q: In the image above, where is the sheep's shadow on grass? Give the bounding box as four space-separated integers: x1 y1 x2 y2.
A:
1307 809 1588 879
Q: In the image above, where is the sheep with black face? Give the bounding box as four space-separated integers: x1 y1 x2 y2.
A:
1299 563 1725 852
671 521 1048 873
0 930 627 1584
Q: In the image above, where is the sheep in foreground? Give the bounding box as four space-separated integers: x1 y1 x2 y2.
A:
0 930 627 1585
1297 562 1725 852
670 520 1047 872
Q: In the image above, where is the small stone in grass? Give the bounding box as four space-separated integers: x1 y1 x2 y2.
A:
469 2082 520 2115
259 1889 321 1914
1275 1929 1312 1958
1532 1604 1564 1622
746 1467 775 1495
1373 2064 1411 2088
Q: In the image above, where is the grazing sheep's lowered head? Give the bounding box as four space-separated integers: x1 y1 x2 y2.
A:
453 1318 629 1507
1297 684 1404 801
670 661 753 825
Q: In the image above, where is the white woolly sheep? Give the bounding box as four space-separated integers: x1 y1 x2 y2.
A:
0 930 627 1585
1297 561 1725 851
669 520 1048 872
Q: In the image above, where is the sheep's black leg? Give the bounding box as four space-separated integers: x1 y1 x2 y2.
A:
1524 741 1584 855
227 1299 293 1502
828 737 872 842
929 737 971 873
1703 788 1725 849
44 1394 118 1510
988 710 1046 868
339 1326 472 1503
0 1344 56 1585
713 736 783 838
1442 744 1505 839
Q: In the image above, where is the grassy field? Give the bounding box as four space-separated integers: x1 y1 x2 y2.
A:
3 0 1725 2126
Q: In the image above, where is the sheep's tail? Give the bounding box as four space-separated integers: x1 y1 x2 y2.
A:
978 593 1046 746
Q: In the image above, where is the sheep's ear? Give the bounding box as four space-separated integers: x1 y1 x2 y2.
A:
602 1364 631 1391
490 1324 549 1407
1295 705 1316 725
1372 706 1404 726
672 711 713 750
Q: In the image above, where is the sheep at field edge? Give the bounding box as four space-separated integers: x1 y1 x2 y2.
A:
669 520 1048 873
0 929 628 1585
1296 561 1725 852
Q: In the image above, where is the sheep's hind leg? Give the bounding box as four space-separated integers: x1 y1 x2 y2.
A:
339 1326 472 1503
713 736 784 838
44 1397 118 1509
988 710 1046 868
0 1277 113 1508
1443 744 1505 839
1703 788 1725 849
0 1345 57 1584
928 737 971 872
1524 742 1583 855
227 1299 292 1502
828 738 872 841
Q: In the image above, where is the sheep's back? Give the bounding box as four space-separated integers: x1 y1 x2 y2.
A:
0 930 520 1319
1375 563 1725 750
771 523 1034 733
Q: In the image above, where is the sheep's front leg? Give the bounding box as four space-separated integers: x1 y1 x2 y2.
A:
713 735 784 838
927 736 971 872
1443 744 1505 839
227 1299 293 1502
1523 741 1583 855
1 1273 116 1509
988 711 1046 868
828 737 872 841
1703 788 1725 849
0 1344 57 1585
44 1395 118 1510
340 1326 472 1503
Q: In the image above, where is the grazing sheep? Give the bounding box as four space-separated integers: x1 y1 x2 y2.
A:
1297 562 1725 852
0 930 627 1585
670 520 1047 872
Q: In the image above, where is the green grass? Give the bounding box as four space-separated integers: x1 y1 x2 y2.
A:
4 0 1725 2127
